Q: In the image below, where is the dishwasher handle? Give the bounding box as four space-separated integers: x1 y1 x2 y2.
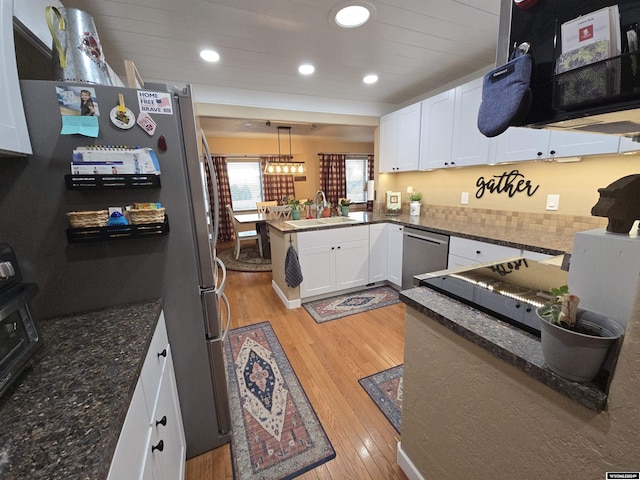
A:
404 231 448 246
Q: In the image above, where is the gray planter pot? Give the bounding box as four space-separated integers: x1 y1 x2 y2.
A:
537 308 624 383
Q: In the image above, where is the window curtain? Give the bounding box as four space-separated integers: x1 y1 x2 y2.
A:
318 153 347 207
367 154 375 210
260 156 295 202
205 155 233 242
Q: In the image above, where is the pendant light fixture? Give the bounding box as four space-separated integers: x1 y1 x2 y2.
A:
264 126 308 175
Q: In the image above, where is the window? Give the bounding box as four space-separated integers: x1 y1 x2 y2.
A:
345 156 368 203
227 160 263 211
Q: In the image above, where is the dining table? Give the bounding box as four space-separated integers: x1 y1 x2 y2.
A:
233 212 272 259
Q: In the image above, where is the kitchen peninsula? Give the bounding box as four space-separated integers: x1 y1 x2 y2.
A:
266 208 584 309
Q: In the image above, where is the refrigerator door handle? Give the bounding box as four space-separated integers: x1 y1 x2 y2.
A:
200 129 219 248
210 292 231 343
215 256 227 297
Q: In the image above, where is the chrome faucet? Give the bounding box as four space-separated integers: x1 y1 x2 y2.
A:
315 190 327 218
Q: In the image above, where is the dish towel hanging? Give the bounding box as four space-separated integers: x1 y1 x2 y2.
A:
285 244 304 288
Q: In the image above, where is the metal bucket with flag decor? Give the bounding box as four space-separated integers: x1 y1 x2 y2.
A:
46 6 113 85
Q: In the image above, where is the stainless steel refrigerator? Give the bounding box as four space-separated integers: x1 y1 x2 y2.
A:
0 80 232 457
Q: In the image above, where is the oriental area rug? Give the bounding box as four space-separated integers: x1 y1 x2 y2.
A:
217 245 272 272
303 286 400 324
224 322 335 479
359 365 404 434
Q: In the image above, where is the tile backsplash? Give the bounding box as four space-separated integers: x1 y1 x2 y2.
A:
419 205 608 235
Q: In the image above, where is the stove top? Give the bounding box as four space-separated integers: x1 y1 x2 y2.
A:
419 257 568 335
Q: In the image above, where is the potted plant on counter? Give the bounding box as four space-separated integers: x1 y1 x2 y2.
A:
536 285 624 382
409 192 422 216
339 198 351 216
288 198 302 220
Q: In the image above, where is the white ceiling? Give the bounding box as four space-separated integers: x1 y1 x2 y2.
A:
60 0 502 139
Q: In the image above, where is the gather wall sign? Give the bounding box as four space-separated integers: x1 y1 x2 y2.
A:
475 169 540 199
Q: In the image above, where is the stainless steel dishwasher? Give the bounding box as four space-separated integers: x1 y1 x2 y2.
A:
402 227 449 289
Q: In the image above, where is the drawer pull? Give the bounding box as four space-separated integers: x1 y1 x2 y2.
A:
475 250 481 255
156 415 167 427
152 440 164 452
157 349 167 358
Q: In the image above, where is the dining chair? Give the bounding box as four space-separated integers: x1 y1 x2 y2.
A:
256 201 277 215
225 204 263 260
268 205 292 219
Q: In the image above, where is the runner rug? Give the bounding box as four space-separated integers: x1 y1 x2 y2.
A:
359 365 404 434
224 321 335 479
303 286 400 324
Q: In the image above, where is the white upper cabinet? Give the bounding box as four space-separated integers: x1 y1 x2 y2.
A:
379 111 398 173
618 136 640 154
0 0 32 156
379 103 421 173
493 126 619 165
418 89 455 170
451 77 493 168
546 130 619 158
494 127 552 163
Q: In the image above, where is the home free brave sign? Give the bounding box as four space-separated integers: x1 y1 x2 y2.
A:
475 169 539 199
137 90 174 115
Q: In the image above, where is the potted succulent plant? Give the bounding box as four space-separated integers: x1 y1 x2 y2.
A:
409 192 422 216
536 285 624 382
339 198 351 216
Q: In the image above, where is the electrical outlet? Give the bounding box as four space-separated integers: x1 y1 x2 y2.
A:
461 192 469 204
546 194 560 211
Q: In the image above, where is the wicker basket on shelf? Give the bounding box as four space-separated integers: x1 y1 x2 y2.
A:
129 207 165 225
66 210 109 228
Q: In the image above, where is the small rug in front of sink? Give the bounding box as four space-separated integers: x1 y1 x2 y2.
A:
224 321 335 480
359 364 403 434
303 286 400 323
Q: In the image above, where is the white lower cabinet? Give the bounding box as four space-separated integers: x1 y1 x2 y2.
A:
369 223 388 283
108 312 186 480
448 236 520 268
298 226 369 298
448 236 554 268
387 224 403 287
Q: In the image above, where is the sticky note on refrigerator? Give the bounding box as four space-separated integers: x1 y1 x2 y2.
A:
60 115 99 137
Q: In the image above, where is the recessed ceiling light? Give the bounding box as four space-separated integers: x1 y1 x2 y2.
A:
331 2 375 29
363 74 378 84
200 49 220 62
298 64 315 75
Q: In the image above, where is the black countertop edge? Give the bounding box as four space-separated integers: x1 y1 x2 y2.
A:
267 212 565 257
399 288 608 412
0 299 163 480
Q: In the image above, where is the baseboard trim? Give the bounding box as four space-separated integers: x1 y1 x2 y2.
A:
397 442 426 480
272 280 301 309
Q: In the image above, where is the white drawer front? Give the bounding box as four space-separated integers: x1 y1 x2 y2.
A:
140 312 169 419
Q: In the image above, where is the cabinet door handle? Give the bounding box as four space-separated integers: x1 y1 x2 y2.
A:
157 349 167 358
337 246 341 249
476 250 481 255
331 247 335 250
537 151 543 156
152 440 164 452
549 150 556 155
156 415 167 427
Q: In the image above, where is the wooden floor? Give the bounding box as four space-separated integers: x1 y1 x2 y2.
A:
185 248 408 480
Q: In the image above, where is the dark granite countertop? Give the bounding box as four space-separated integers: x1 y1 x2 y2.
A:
0 299 163 480
267 211 568 255
400 287 609 412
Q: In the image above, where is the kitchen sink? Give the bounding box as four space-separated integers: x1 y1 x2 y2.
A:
285 217 362 229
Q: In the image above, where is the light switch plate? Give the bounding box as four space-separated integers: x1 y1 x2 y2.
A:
546 194 560 211
461 192 469 204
